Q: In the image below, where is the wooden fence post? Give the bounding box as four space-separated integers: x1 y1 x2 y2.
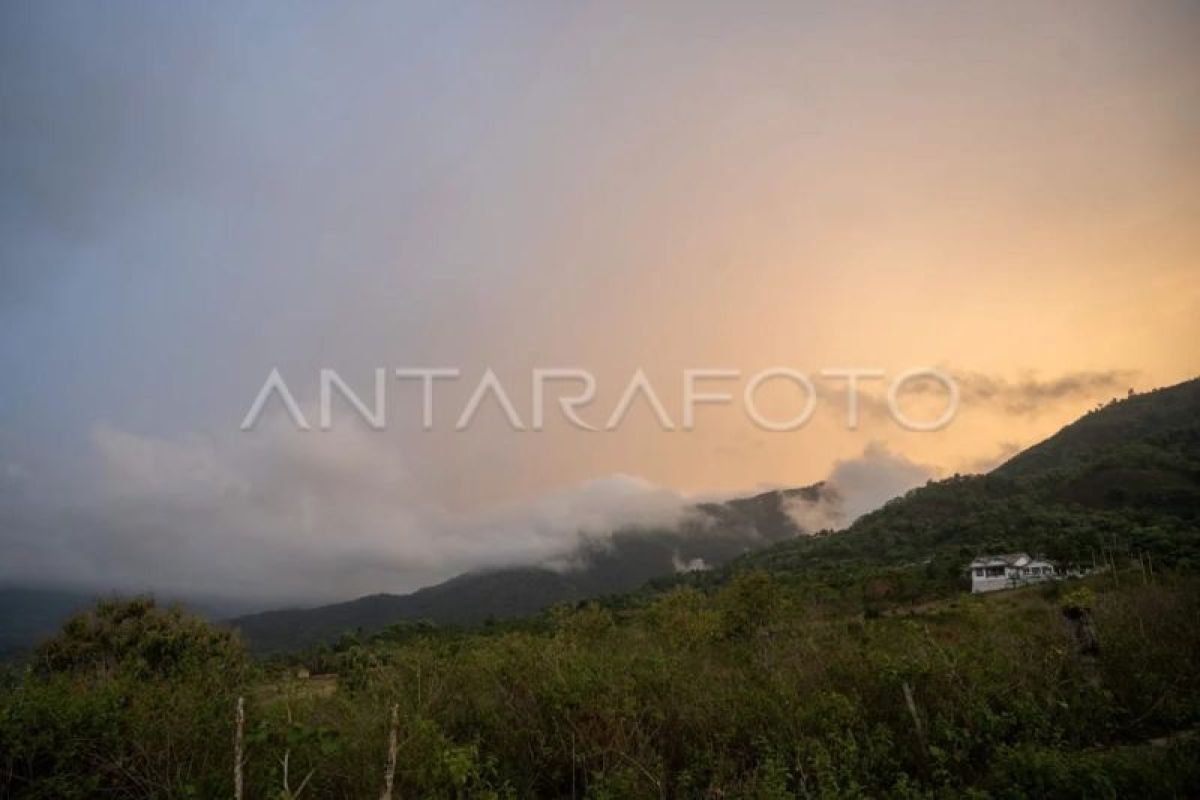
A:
381 703 400 800
234 696 245 800
902 681 929 767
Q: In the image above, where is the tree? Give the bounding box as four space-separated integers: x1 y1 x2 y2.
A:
35 595 245 680
717 570 780 639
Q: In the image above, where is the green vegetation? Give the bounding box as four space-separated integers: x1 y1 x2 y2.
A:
2 381 1197 797
1 598 247 799
717 380 1200 590
3 573 1199 798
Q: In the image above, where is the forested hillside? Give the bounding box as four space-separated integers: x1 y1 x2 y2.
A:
232 379 1200 653
726 378 1200 586
4 567 1199 797
3 379 1199 798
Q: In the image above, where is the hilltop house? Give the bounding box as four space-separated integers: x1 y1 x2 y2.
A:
969 553 1057 594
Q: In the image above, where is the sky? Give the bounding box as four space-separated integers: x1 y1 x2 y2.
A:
1 1 1198 604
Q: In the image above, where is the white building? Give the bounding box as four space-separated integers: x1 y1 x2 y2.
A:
968 553 1057 594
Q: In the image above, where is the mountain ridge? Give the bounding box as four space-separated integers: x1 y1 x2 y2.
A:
232 377 1200 651
725 377 1200 580
229 483 827 651
11 377 1197 656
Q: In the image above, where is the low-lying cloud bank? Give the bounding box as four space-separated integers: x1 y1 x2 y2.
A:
0 419 934 606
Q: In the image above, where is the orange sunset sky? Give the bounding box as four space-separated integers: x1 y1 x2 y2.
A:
1 1 1197 599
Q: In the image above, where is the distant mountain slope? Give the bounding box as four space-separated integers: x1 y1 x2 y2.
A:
732 377 1200 578
994 378 1200 479
232 484 824 652
236 378 1200 652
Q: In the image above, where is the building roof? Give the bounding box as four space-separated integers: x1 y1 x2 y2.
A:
968 553 1058 571
969 552 1030 568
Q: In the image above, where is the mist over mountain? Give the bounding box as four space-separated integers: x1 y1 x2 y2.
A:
0 437 935 656
12 379 1193 657
226 440 940 652
731 378 1200 579
230 482 828 652
231 377 1200 652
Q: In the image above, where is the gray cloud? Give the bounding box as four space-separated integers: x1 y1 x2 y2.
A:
0 426 934 605
0 418 697 604
1 2 1194 609
782 442 934 532
952 370 1139 416
824 369 1139 424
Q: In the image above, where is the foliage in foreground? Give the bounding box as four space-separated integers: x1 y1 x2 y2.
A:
3 573 1200 799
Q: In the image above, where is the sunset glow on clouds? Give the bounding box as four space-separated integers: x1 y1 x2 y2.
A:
1 1 1197 600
